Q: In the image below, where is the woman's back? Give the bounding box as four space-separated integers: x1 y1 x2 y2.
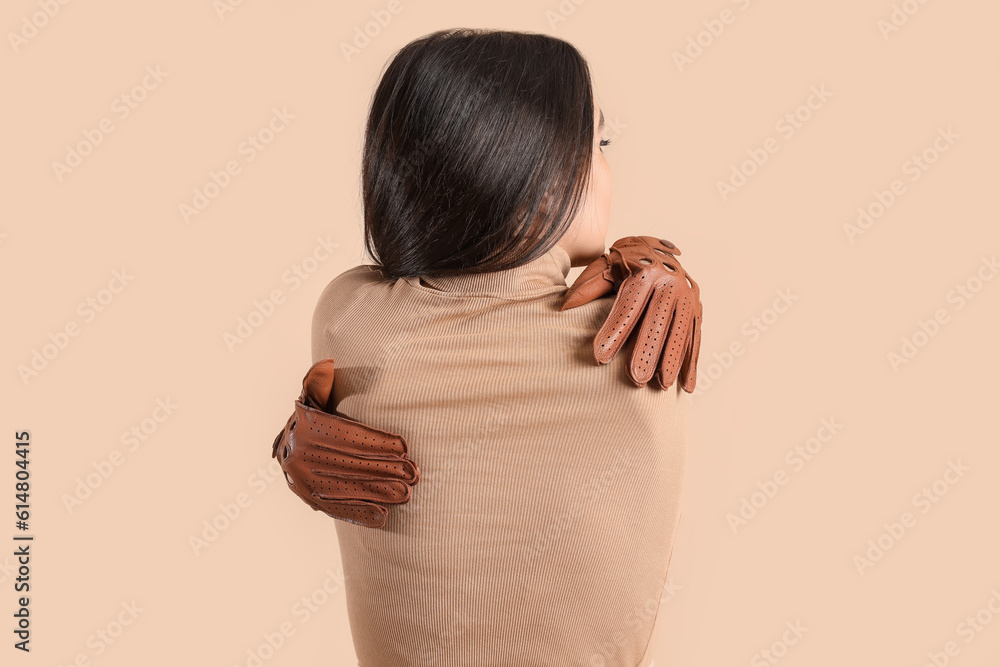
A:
312 242 687 666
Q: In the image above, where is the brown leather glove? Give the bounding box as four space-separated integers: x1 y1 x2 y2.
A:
271 358 420 528
560 235 703 392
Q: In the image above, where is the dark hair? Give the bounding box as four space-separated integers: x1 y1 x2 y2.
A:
361 28 596 279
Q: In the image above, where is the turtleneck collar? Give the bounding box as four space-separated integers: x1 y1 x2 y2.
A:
408 243 572 297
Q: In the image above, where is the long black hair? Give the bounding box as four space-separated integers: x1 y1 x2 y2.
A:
361 28 596 279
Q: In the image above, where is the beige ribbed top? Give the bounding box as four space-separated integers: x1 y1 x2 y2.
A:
310 242 687 667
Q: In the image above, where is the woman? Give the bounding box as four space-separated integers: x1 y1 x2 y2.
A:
309 28 696 666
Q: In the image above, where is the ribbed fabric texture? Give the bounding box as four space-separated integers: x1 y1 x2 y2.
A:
310 243 687 667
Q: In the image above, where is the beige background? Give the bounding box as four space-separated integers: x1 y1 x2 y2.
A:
3 0 999 665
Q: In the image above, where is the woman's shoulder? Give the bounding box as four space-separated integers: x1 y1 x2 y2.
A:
322 262 390 292
311 263 392 341
316 262 390 305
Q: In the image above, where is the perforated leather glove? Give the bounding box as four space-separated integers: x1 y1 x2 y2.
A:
561 235 702 392
271 358 420 528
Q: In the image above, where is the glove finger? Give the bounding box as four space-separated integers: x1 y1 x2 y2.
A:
312 498 388 528
302 359 337 411
593 273 656 365
271 414 294 459
657 238 682 256
279 461 411 515
628 282 680 387
296 405 412 458
561 255 613 310
305 453 420 485
278 443 418 494
635 235 682 257
623 333 649 388
313 477 413 505
656 292 695 391
680 307 702 393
